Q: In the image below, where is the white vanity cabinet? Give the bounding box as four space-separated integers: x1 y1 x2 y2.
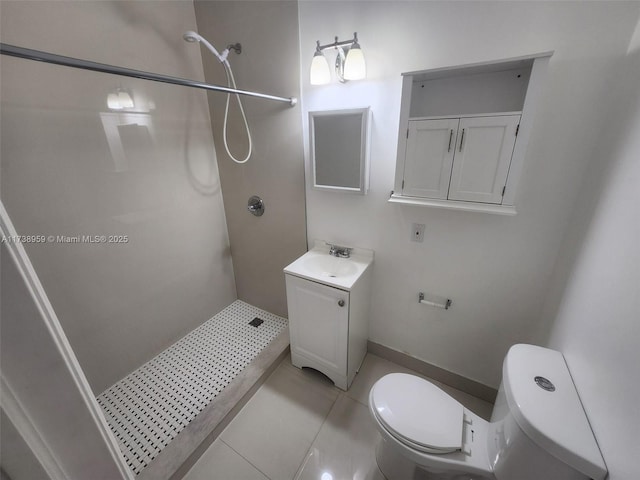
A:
283 244 373 390
285 276 349 379
391 52 552 215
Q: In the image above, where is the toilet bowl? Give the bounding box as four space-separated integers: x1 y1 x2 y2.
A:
369 373 493 480
368 344 608 480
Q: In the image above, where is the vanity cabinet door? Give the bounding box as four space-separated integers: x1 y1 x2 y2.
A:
448 115 520 204
286 275 349 376
402 118 459 199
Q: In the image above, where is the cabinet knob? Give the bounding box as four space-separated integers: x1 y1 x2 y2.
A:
338 299 345 307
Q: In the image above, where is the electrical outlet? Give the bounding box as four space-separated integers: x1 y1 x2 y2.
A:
411 223 425 243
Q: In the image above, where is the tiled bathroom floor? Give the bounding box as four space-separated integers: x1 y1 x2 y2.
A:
182 353 493 480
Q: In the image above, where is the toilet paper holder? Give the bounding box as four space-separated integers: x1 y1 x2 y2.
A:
418 292 452 310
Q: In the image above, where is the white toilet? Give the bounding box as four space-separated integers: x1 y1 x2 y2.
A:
368 344 607 480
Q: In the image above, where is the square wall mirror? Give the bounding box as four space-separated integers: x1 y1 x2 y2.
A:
309 107 371 194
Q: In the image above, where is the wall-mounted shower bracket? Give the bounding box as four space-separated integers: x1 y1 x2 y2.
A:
227 43 242 55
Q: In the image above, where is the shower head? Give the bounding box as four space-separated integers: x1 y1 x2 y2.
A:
183 30 228 63
183 31 201 43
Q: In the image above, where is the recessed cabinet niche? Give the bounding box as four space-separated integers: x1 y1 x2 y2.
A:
391 52 552 215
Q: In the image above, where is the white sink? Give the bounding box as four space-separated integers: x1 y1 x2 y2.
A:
284 241 374 291
302 255 359 279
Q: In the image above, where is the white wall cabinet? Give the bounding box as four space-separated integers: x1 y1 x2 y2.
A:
402 115 520 204
391 52 552 215
449 115 520 203
402 118 459 199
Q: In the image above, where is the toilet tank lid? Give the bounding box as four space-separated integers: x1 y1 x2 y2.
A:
503 344 607 480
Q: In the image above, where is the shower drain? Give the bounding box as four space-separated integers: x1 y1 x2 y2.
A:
249 317 264 327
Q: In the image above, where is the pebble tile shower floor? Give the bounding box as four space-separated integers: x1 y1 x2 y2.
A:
96 300 288 475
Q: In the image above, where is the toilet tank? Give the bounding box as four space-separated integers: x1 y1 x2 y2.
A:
487 344 607 480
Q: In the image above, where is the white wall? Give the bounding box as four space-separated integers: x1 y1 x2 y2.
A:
0 1 237 394
298 1 640 387
544 24 640 480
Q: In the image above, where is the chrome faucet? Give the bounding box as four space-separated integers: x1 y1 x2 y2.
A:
328 244 352 258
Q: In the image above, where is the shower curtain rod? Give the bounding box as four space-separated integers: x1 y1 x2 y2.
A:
0 43 298 106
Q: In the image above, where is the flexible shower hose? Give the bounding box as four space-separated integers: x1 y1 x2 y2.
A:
221 60 252 164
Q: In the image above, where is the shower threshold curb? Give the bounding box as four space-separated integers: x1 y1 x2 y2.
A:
137 329 290 480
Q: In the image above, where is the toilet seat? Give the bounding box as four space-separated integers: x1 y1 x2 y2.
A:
370 373 464 454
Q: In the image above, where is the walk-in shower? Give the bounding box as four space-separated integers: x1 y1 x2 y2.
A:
1 19 295 479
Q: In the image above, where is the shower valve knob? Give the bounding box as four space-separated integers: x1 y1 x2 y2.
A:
247 195 264 216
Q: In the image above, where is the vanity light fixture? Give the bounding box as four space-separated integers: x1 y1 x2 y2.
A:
310 32 366 85
107 88 134 110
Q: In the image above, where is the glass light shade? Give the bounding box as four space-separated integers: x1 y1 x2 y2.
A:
310 53 331 85
107 93 123 110
344 45 366 81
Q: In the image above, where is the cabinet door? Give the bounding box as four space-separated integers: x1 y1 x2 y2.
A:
285 275 349 376
402 118 459 199
448 115 520 204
